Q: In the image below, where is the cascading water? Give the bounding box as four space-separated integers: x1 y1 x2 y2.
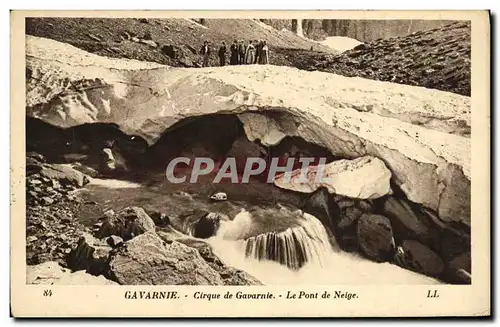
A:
207 209 442 285
242 212 333 270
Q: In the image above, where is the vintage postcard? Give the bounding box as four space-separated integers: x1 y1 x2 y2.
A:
10 10 490 317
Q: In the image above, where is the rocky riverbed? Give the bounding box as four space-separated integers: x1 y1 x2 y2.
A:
26 153 263 286
25 138 470 285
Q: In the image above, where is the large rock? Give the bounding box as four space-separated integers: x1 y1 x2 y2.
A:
97 207 156 241
447 251 471 272
27 261 117 285
395 240 445 278
39 164 89 188
147 211 170 227
66 233 112 275
192 212 222 239
193 241 262 286
25 35 470 226
357 214 395 262
108 231 225 285
99 147 129 175
302 187 339 234
156 226 262 285
334 198 369 252
274 156 392 199
443 251 471 284
26 153 45 175
69 162 99 177
383 197 432 245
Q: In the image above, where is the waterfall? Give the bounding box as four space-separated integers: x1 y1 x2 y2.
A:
291 19 304 37
214 209 333 270
208 208 442 285
296 19 304 37
243 213 333 270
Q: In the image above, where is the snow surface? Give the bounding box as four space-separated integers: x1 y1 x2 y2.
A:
320 36 363 53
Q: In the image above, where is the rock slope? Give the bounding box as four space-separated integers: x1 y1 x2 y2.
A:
26 19 470 96
289 21 471 96
25 35 471 227
26 17 334 69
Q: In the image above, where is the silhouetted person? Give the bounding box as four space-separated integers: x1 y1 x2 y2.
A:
245 40 255 64
218 41 227 66
230 40 239 65
200 41 211 67
255 40 263 64
259 41 269 64
238 40 246 65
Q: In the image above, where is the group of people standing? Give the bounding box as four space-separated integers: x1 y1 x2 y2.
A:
200 40 269 67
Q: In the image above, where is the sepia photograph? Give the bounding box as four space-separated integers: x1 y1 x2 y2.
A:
10 10 490 317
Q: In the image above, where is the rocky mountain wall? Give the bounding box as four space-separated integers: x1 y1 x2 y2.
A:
263 19 456 42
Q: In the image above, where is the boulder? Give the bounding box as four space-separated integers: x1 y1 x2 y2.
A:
106 235 124 248
155 227 262 285
87 33 102 42
332 202 364 252
70 162 99 178
97 207 156 241
438 225 470 262
101 148 116 171
274 156 392 199
192 212 222 239
193 242 262 286
455 269 472 284
39 164 89 188
395 240 445 278
446 251 471 273
157 230 262 286
139 39 158 48
27 152 46 163
339 206 363 229
27 261 117 285
357 200 373 212
26 156 44 175
383 197 432 244
100 147 129 175
41 197 54 206
302 187 339 234
66 233 112 275
147 211 170 226
156 226 198 244
108 231 225 285
357 214 395 262
443 251 471 284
